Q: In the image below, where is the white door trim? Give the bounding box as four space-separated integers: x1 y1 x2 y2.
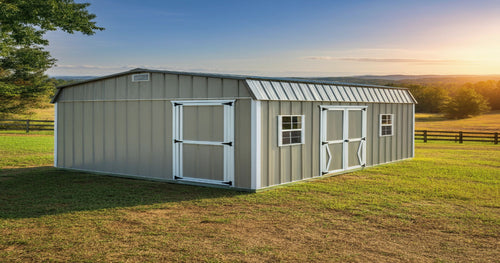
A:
320 105 367 176
172 100 235 186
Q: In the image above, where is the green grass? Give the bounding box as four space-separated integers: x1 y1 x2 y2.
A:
0 134 499 262
0 134 53 168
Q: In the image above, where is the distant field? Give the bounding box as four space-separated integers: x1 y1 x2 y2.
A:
0 104 54 121
0 134 498 262
416 111 500 132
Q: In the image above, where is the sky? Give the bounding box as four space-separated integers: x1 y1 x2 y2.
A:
45 0 500 77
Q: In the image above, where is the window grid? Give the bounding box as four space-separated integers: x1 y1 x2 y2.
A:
279 115 305 146
380 114 393 136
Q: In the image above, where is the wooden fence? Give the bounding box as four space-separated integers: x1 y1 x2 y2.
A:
1 120 498 144
0 119 54 133
415 130 499 144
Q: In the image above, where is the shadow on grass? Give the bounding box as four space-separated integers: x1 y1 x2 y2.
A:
0 167 248 219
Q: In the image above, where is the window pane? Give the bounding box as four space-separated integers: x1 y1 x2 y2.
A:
291 131 301 137
291 136 301 143
292 116 299 123
283 131 291 139
382 114 392 125
282 137 291 144
283 123 292 130
382 126 392 135
282 116 291 123
293 122 301 129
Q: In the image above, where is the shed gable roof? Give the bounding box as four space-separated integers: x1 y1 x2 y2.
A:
245 79 416 104
52 68 416 104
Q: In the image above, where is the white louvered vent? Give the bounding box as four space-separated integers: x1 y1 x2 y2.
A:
132 73 150 82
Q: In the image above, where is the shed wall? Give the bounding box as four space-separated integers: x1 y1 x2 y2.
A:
56 73 252 189
259 101 414 188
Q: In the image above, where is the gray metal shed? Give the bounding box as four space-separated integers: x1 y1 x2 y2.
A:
52 68 416 191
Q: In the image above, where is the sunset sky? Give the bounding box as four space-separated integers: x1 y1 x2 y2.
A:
46 0 500 77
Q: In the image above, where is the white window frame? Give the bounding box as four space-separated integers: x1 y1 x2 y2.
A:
379 114 394 137
278 115 305 146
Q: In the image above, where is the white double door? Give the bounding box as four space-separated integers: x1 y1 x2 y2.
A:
320 106 367 175
172 100 235 186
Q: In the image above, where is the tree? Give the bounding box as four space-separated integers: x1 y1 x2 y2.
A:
404 84 450 113
441 87 490 119
0 0 103 114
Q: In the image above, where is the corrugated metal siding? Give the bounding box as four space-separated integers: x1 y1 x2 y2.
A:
259 101 414 188
55 73 253 189
247 79 415 104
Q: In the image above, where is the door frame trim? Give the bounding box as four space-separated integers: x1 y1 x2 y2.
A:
172 100 235 186
320 105 367 176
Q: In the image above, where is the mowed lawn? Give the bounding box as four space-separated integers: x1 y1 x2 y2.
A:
0 134 499 262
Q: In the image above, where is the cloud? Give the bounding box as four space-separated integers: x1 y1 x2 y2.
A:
304 56 465 64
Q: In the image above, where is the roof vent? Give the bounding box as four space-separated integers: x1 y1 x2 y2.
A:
132 73 150 82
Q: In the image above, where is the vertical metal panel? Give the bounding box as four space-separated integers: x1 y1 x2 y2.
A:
260 101 269 187
139 99 152 177
126 101 139 174
151 73 164 98
165 74 179 98
179 75 193 98
235 99 252 189
115 76 127 100
291 102 302 181
391 104 397 161
238 80 251 97
193 76 208 98
115 101 127 174
73 102 83 168
82 102 93 169
222 78 238 97
104 79 116 100
104 101 116 172
279 101 291 183
269 101 281 185
207 78 223 98
302 101 313 180
397 103 403 160
92 101 104 171
64 91 74 168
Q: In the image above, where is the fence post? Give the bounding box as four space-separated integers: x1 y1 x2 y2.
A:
495 132 498 145
423 130 427 143
459 131 463 144
26 120 30 133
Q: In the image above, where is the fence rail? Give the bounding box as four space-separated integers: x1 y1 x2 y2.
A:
1 120 498 144
0 119 54 133
415 130 499 144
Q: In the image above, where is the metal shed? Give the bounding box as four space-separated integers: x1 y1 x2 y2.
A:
52 68 416 191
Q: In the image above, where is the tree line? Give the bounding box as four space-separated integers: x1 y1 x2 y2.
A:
396 80 498 119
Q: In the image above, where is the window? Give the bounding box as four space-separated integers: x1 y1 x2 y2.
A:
380 114 393 136
278 115 305 146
